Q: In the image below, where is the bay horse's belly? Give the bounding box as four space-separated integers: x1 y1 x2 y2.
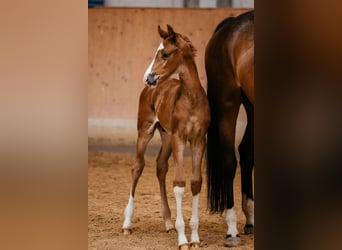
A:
236 46 254 104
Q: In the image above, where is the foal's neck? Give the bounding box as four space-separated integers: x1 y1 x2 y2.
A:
179 57 202 97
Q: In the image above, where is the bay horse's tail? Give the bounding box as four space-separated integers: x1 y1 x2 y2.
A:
206 80 240 213
206 111 233 213
206 16 237 214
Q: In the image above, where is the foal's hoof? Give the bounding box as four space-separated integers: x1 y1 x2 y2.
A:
179 243 190 250
166 227 176 233
244 224 254 234
165 221 175 233
224 234 241 247
190 242 201 249
122 228 132 235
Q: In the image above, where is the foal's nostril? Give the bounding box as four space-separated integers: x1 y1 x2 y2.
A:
146 72 159 86
148 72 156 78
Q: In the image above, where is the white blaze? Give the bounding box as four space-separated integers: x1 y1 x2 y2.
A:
143 42 164 83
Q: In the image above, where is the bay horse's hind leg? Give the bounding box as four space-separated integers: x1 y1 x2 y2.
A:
156 127 174 232
219 100 241 247
239 91 254 234
122 123 155 235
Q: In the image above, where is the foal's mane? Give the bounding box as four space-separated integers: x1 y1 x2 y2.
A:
177 33 197 58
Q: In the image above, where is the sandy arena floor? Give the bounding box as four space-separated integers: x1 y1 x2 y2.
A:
88 140 254 249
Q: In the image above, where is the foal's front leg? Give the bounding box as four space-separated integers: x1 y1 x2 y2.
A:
156 128 173 232
122 124 155 235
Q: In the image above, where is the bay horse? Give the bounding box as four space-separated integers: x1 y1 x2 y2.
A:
122 24 210 250
205 10 254 247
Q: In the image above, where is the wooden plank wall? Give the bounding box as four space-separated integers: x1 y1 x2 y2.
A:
88 8 250 120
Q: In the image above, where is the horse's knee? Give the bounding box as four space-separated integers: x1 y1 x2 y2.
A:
131 160 145 178
191 179 202 195
156 162 168 180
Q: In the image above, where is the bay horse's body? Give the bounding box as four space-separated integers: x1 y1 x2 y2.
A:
205 10 254 247
123 25 210 250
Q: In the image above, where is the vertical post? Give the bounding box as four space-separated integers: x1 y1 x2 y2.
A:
184 0 199 7
216 0 233 7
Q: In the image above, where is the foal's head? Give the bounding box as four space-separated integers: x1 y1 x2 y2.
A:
143 25 196 87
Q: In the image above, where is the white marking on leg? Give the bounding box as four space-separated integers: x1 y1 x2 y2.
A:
122 193 134 229
189 194 200 243
242 194 254 225
226 208 239 236
143 42 164 83
174 186 188 246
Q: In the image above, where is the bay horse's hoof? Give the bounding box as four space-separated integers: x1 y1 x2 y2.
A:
122 228 132 235
224 234 241 247
190 242 201 249
244 224 254 234
179 243 190 250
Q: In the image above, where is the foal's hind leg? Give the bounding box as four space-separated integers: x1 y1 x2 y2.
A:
156 127 174 232
239 92 254 234
189 135 206 248
171 134 189 249
122 124 155 234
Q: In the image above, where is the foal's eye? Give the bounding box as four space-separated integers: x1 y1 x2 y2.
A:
162 51 171 60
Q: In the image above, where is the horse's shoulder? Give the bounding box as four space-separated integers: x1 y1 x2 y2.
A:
140 85 154 98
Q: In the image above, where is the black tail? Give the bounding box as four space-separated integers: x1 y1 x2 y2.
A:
206 113 235 213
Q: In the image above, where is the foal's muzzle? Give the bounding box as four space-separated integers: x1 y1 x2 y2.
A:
146 72 159 87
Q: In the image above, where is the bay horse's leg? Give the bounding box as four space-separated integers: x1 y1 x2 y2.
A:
156 127 174 232
219 102 241 247
122 124 155 234
189 135 206 248
171 134 189 249
239 91 254 234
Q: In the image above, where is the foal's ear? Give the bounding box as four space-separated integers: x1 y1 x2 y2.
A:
167 24 177 43
158 25 168 39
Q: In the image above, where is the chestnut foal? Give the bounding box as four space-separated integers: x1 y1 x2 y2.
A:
122 25 210 249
